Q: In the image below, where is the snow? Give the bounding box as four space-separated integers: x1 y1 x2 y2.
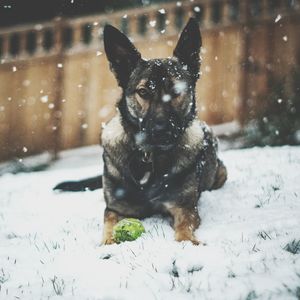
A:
0 146 300 299
40 95 48 103
162 94 171 103
149 20 156 28
174 81 187 94
275 14 282 23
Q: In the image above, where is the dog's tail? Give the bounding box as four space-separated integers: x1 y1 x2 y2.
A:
53 175 102 192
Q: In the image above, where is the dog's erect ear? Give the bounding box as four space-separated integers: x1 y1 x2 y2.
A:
173 18 202 80
103 24 142 88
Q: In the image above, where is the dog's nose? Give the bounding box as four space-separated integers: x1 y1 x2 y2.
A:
153 119 168 133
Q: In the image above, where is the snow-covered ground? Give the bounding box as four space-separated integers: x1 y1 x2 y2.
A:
0 145 300 300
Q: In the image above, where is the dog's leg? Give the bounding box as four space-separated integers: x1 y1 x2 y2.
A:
211 158 227 190
101 208 122 245
167 206 201 245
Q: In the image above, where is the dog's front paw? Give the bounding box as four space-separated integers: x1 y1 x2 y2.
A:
100 238 116 246
175 233 203 246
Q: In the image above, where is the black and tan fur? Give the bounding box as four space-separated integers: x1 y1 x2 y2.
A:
54 18 227 245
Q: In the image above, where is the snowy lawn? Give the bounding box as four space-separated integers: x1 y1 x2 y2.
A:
0 146 300 300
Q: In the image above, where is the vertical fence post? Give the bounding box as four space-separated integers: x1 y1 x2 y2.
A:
2 34 10 60
35 28 44 55
223 1 230 26
238 0 250 125
19 32 27 58
203 2 212 28
52 17 65 161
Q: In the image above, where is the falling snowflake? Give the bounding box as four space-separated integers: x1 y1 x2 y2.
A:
162 94 171 102
98 106 111 118
22 80 31 87
174 81 187 94
205 66 211 73
275 14 282 23
115 188 126 199
201 47 207 54
40 95 49 103
149 20 156 27
135 132 146 145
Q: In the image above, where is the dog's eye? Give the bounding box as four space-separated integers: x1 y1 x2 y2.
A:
137 88 150 99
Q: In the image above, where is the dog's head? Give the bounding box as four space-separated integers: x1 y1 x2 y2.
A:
103 18 202 151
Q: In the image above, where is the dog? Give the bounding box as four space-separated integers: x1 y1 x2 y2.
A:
54 18 227 245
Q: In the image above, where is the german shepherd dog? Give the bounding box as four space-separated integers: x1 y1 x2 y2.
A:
54 18 227 245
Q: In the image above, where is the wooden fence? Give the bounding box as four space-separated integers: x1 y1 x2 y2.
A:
0 0 300 161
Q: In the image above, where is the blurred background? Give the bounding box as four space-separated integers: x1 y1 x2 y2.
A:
0 0 299 164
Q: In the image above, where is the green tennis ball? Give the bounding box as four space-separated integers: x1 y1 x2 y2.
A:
113 218 145 243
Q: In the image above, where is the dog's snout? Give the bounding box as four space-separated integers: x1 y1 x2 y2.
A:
150 117 174 147
153 119 168 133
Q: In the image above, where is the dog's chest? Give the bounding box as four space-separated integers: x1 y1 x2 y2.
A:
126 151 170 190
104 144 203 217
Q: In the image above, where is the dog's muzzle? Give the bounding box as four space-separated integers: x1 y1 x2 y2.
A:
149 119 178 150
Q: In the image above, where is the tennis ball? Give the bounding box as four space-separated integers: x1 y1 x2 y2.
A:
113 218 145 243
